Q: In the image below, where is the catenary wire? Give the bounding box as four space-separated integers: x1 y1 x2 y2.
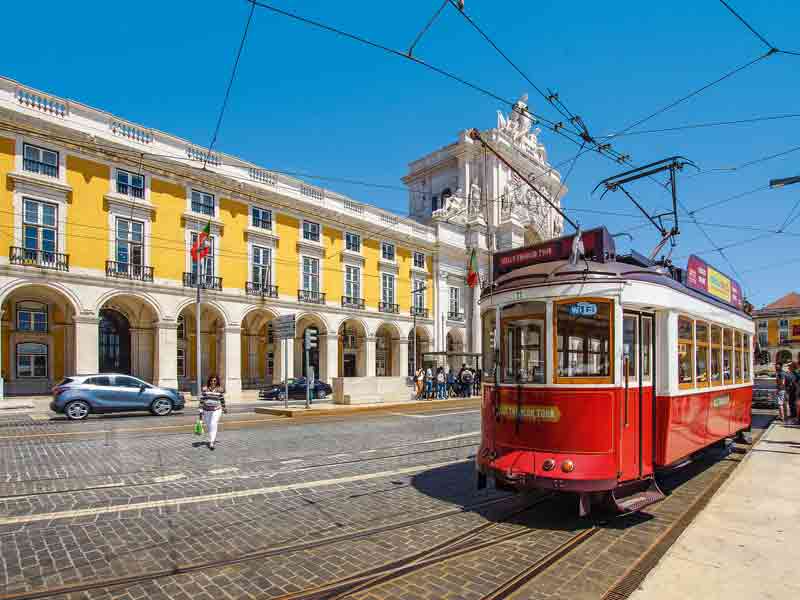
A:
600 112 800 138
203 0 257 168
688 143 800 178
717 0 775 50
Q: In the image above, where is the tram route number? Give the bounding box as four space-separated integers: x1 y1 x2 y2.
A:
497 403 561 423
567 302 598 317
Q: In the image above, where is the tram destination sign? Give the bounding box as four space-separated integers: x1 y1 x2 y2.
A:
685 255 743 309
493 227 615 277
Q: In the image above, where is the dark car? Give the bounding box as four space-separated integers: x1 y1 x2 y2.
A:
259 377 332 401
50 374 185 420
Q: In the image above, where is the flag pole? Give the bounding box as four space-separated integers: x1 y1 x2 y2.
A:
195 257 202 400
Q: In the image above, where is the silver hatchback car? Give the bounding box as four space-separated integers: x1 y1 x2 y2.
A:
50 374 185 420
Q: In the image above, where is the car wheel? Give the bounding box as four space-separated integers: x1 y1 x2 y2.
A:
150 397 174 416
65 400 91 421
315 389 327 400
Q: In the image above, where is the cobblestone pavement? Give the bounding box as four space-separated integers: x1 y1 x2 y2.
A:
0 407 774 600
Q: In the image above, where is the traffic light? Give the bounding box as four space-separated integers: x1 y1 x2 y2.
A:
304 328 318 351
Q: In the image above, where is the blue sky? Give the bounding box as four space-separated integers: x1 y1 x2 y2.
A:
3 0 799 306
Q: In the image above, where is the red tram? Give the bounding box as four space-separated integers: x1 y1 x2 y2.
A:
476 227 754 515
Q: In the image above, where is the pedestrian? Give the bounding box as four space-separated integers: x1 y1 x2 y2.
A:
435 366 446 399
414 366 425 399
775 362 789 423
425 366 434 399
197 374 226 450
786 361 800 424
459 365 474 397
447 368 456 398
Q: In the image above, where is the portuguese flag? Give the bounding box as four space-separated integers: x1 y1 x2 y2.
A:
191 222 212 262
466 248 479 288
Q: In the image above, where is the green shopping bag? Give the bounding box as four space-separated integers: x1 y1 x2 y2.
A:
194 419 204 435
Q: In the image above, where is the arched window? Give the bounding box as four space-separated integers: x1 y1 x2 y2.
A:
17 342 47 378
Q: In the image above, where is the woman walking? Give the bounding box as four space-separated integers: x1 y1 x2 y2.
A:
197 375 226 450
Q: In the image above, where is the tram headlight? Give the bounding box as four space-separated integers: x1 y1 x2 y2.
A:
561 460 575 473
542 459 556 472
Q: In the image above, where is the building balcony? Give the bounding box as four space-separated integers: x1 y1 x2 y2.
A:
116 182 144 198
341 296 365 310
105 260 154 282
183 272 222 291
9 246 69 271
298 289 325 304
411 307 429 319
23 158 58 178
448 311 465 322
246 282 279 298
379 301 399 314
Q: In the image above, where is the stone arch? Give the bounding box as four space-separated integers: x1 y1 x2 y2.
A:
174 297 231 327
176 302 228 391
94 290 163 325
295 312 329 380
0 282 80 395
338 318 369 377
241 307 281 388
409 324 433 375
0 279 83 318
375 322 402 376
446 328 466 371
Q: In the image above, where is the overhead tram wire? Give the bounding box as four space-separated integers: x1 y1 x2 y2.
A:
688 143 800 178
203 0 257 168
717 0 775 51
599 112 800 138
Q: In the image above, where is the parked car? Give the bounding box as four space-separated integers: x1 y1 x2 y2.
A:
259 377 332 401
50 374 185 420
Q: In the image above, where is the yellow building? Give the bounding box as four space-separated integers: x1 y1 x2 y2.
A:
753 292 800 369
0 77 460 396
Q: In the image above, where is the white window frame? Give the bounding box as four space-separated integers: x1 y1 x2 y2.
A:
190 232 215 280
176 347 186 378
413 251 426 269
190 189 216 217
449 287 460 316
22 143 59 178
114 217 145 267
779 319 790 342
16 302 48 333
251 244 273 287
382 273 396 305
345 232 361 253
302 220 321 243
21 198 58 255
345 265 361 300
251 206 273 230
381 241 396 262
302 256 320 293
413 278 426 310
16 342 48 379
115 169 146 199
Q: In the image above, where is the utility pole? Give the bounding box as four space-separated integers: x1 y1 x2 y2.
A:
411 282 428 377
195 260 203 399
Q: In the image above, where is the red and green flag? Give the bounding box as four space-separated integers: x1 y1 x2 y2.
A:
466 248 479 288
191 222 212 262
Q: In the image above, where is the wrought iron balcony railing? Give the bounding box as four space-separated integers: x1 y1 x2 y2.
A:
298 289 325 304
105 260 154 281
448 311 465 322
379 301 399 314
411 307 429 319
23 158 58 178
183 272 222 290
341 296 365 309
10 246 69 271
252 217 272 230
246 282 279 298
116 182 145 198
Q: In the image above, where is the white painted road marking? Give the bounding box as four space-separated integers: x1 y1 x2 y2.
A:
389 410 480 419
0 459 466 525
280 458 304 464
152 474 186 483
208 467 239 475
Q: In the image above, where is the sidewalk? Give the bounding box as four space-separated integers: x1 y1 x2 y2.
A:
630 421 800 600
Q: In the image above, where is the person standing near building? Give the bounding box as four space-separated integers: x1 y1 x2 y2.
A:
425 366 434 399
788 362 799 423
775 362 790 423
197 375 226 450
414 366 425 399
435 366 446 399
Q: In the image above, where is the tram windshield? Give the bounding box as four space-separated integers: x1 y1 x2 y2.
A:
555 299 612 381
500 301 546 383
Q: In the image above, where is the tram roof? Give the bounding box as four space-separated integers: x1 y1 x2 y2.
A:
486 258 752 320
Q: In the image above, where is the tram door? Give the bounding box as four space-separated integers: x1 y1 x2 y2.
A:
621 312 655 481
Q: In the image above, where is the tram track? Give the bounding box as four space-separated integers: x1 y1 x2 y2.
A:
0 492 550 600
0 433 481 500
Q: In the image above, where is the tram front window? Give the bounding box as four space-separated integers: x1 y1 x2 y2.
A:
500 301 546 383
556 299 612 381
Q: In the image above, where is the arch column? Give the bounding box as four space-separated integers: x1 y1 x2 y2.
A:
395 338 409 377
130 327 154 381
322 333 338 382
74 316 100 375
154 321 178 389
365 336 377 377
221 325 242 395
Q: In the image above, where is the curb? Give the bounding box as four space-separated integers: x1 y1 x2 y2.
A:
254 396 481 417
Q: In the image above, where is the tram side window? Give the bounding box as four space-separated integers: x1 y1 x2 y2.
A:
555 299 612 382
743 334 751 381
482 310 497 379
695 321 709 386
723 329 733 385
678 316 694 388
623 315 637 378
501 301 546 383
642 316 653 381
734 331 743 383
709 325 722 385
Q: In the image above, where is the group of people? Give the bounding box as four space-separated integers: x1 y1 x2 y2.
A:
414 363 481 399
775 361 800 424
